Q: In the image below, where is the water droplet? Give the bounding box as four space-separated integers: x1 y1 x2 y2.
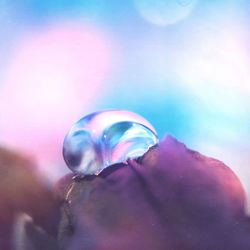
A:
63 110 158 175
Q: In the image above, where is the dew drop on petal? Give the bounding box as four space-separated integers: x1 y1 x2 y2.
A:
63 110 158 175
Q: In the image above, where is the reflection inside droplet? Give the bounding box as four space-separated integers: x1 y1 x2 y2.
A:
63 110 158 175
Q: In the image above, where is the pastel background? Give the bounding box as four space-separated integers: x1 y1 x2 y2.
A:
0 1 249 209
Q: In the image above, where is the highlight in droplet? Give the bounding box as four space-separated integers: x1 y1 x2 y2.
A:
63 110 158 175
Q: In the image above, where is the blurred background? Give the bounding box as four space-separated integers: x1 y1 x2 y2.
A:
0 0 249 209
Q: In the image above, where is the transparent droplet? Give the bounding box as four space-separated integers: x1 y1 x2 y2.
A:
63 110 158 175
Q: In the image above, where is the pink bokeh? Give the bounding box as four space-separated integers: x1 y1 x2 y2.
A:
0 21 117 179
